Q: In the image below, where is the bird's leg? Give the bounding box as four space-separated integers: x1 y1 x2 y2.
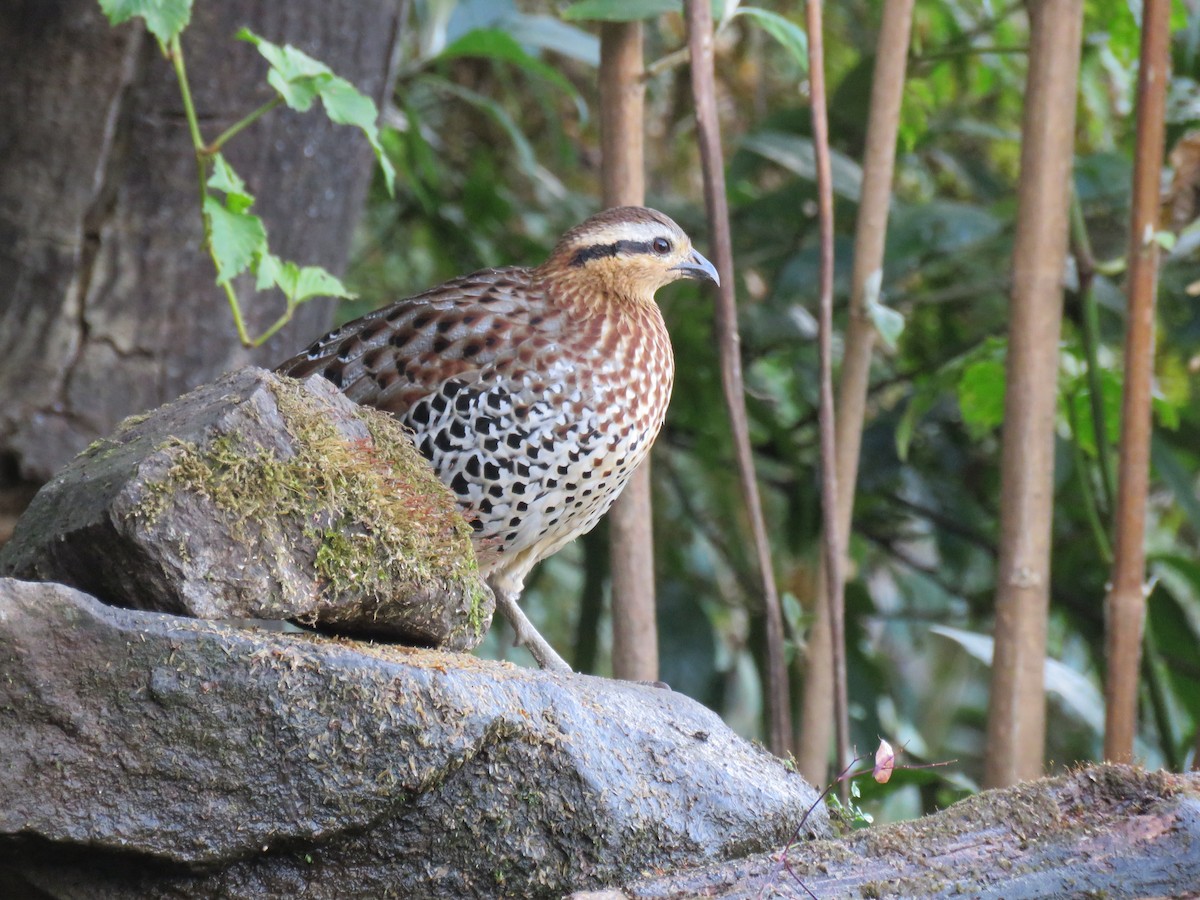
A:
490 581 571 673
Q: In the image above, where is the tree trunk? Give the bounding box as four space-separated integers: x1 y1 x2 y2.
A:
600 22 659 683
984 0 1083 789
0 0 403 489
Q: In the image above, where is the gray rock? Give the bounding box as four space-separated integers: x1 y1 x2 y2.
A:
0 367 492 651
0 579 827 898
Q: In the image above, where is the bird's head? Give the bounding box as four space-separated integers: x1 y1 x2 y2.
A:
543 206 719 302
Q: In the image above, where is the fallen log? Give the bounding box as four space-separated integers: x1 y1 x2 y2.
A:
574 764 1200 899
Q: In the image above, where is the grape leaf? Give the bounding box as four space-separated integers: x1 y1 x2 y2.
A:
98 0 192 44
237 29 396 197
203 196 267 284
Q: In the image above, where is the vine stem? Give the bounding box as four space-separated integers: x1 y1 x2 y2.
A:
207 97 284 155
168 35 253 346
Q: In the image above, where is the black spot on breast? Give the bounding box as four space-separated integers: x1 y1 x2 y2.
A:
409 403 430 426
487 392 506 410
462 341 483 358
517 501 529 512
412 312 434 329
470 519 484 532
509 516 522 527
484 438 500 452
488 485 504 498
418 436 434 459
466 455 481 477
507 531 519 542
432 336 450 354
480 498 494 514
431 393 449 414
435 432 455 453
506 433 523 449
444 380 465 397
512 482 526 495
450 473 470 495
477 416 496 435
454 393 472 414
450 420 467 439
483 461 501 480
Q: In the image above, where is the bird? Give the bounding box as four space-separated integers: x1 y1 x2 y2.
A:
277 206 719 672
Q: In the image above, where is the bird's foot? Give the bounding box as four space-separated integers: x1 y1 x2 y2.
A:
492 587 571 673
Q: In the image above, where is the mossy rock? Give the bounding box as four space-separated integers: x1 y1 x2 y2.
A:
0 367 493 650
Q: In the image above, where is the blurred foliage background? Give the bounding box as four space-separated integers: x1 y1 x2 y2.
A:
345 0 1200 821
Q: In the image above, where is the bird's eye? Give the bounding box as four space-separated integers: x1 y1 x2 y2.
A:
652 237 671 255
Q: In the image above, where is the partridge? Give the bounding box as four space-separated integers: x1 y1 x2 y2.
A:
277 206 718 671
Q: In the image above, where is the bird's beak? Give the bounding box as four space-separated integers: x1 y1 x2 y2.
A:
672 248 720 286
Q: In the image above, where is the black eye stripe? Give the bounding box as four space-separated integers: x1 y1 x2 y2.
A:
570 239 657 267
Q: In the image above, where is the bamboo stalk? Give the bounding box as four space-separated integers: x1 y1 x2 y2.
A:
797 0 915 786
983 0 1084 789
600 22 658 682
1103 0 1171 764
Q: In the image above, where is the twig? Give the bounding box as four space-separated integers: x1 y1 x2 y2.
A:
685 0 791 756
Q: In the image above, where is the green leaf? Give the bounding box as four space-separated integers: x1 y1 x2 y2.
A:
957 359 1006 440
867 300 905 350
931 626 1105 735
253 252 353 303
439 28 578 98
277 264 355 304
98 0 192 44
203 196 267 283
206 153 254 214
237 28 396 197
425 77 548 189
1064 369 1121 459
731 7 807 70
562 0 681 22
741 131 863 201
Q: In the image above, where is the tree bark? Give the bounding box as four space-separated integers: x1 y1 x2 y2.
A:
984 0 1083 789
600 22 658 682
797 0 915 786
0 0 403 486
1104 0 1171 765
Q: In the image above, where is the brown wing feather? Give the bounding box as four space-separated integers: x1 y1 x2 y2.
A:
277 266 548 416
